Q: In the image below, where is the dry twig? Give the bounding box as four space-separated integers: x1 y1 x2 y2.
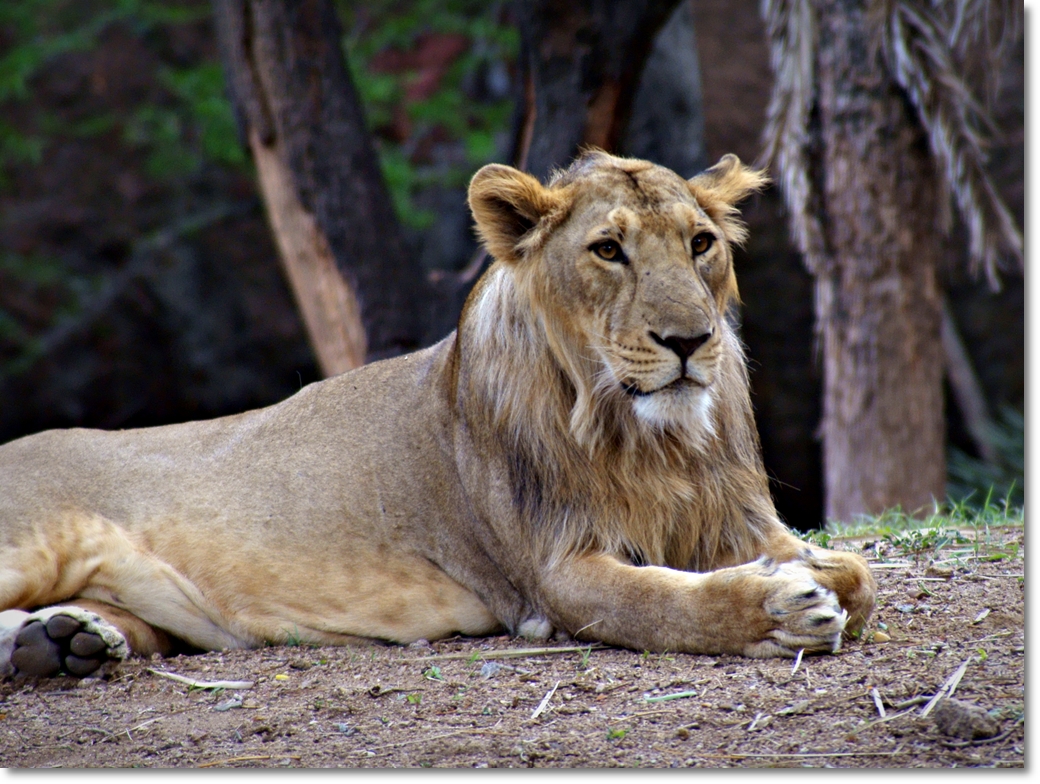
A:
791 648 805 675
146 668 253 690
198 755 301 768
645 690 698 704
401 645 605 663
920 657 971 717
870 687 886 718
530 680 560 720
941 722 1021 749
694 749 906 760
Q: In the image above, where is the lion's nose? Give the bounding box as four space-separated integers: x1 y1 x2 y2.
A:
650 330 712 360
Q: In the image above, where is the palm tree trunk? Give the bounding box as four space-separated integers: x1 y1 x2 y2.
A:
813 0 945 520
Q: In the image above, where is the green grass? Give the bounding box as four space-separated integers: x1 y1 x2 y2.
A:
422 665 443 681
798 491 1023 565
576 645 592 671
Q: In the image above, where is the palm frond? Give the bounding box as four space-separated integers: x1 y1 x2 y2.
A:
943 0 1021 102
877 0 1022 287
758 0 826 271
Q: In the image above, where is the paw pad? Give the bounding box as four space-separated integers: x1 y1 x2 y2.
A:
10 609 126 678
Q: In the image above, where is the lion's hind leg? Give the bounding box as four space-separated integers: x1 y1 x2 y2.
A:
2 511 246 667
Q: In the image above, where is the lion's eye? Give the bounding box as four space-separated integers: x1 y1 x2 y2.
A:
592 241 625 262
691 233 714 256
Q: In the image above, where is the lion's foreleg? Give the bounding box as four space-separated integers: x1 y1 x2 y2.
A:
538 553 847 658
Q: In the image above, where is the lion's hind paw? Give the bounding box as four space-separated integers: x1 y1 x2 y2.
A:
748 562 848 658
7 606 127 678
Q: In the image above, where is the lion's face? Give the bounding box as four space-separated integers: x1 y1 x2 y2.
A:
468 152 767 437
536 162 737 429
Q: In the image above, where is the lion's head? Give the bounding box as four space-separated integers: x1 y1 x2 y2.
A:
466 151 767 449
457 151 773 571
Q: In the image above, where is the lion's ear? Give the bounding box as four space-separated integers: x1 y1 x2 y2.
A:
687 154 769 246
468 164 564 262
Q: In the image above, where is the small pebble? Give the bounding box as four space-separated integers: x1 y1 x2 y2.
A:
933 698 1000 740
872 631 891 643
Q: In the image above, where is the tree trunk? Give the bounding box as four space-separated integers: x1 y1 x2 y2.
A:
513 0 684 179
813 0 945 521
212 0 426 374
621 0 708 177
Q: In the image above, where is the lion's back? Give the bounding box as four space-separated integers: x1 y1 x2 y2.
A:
0 337 460 546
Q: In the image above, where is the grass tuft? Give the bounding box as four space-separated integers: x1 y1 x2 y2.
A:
796 492 1022 566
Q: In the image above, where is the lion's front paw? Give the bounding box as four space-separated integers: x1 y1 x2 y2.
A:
797 547 877 639
743 562 847 659
8 606 128 678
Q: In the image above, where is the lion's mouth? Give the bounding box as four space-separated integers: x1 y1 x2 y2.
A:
620 382 654 398
621 377 704 397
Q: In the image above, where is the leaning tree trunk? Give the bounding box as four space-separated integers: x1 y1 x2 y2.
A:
212 0 427 374
812 0 946 520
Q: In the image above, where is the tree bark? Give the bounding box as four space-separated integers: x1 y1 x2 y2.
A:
512 0 684 179
212 0 426 374
813 0 946 521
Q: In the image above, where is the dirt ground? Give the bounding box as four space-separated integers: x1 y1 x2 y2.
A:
0 529 1024 769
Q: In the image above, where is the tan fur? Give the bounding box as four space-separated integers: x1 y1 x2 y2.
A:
0 152 874 666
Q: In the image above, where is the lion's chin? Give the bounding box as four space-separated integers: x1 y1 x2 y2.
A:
630 382 716 445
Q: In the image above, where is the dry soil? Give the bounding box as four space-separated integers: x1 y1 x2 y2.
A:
0 529 1025 769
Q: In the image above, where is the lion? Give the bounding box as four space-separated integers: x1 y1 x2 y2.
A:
0 151 875 679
